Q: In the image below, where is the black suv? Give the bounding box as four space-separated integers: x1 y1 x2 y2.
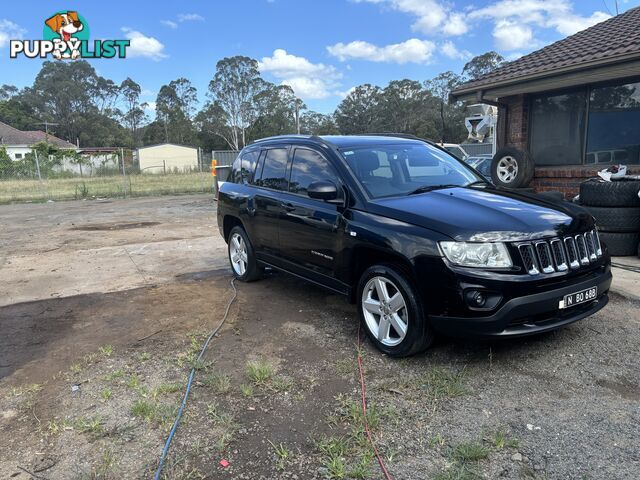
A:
217 135 611 357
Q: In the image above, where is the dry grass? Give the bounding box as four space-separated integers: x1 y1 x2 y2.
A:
0 172 215 203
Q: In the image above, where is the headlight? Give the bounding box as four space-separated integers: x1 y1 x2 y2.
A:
439 241 512 268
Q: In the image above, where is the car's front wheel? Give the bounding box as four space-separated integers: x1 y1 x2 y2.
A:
228 226 262 281
357 264 433 357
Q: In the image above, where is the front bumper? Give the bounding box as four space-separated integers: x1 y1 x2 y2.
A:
430 268 612 337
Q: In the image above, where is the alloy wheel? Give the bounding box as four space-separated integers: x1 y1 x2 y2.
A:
361 276 408 347
229 232 248 276
496 156 519 183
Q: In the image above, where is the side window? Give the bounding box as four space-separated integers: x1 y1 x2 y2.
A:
289 149 341 197
255 148 289 191
235 150 260 184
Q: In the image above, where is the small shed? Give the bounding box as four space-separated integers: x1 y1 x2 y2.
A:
137 143 198 174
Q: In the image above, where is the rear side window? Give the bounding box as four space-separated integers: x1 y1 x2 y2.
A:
289 148 341 197
255 148 289 191
233 150 261 184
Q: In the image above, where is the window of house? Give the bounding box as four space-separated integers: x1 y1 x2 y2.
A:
586 81 640 164
529 90 586 166
289 148 341 197
14 153 23 159
254 148 289 191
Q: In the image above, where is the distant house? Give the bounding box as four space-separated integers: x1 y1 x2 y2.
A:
451 7 640 195
0 121 77 160
137 143 199 174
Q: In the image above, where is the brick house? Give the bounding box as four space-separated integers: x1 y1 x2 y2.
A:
452 7 640 197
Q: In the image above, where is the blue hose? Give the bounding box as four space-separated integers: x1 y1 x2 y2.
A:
153 278 237 480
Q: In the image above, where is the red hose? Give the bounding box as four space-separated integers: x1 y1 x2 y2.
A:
357 323 393 480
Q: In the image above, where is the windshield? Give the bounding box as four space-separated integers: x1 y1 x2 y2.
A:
340 143 482 198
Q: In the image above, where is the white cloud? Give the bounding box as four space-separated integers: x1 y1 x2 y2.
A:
492 20 534 50
0 19 25 48
547 11 610 36
145 101 157 112
327 38 436 64
258 49 342 99
354 0 467 36
121 28 167 61
177 13 204 22
441 41 471 60
160 20 178 29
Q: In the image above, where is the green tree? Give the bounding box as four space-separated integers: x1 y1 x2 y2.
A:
300 111 339 135
462 52 505 80
0 146 13 178
155 78 197 144
206 56 267 150
335 84 383 134
120 78 147 147
425 72 464 142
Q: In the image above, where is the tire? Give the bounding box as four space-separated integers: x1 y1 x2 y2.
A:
579 180 640 207
491 146 534 188
583 206 640 233
227 226 262 281
357 264 434 357
599 231 640 256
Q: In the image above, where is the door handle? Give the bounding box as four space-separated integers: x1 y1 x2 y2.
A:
282 202 296 212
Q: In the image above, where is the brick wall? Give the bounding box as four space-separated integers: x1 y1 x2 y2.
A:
532 166 640 198
503 94 529 151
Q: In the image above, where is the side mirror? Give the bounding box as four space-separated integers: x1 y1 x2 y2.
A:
307 180 339 201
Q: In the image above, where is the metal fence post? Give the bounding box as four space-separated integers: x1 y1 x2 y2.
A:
120 147 127 197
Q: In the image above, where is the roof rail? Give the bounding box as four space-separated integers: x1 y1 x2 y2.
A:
249 134 312 145
366 132 438 146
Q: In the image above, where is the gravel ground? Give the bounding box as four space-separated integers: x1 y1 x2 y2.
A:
0 195 638 479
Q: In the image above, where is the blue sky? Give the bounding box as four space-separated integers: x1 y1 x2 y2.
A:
1 0 638 115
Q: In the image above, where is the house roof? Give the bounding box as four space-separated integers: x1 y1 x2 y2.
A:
452 7 640 100
137 143 198 151
0 121 77 149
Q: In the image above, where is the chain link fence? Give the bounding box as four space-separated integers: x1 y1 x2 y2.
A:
0 147 239 204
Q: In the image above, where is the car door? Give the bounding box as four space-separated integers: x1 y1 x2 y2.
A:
250 146 290 260
278 147 344 280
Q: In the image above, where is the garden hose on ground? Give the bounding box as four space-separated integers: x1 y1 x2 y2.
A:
153 278 237 480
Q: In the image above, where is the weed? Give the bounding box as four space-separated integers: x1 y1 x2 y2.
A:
434 463 483 480
104 368 125 381
151 383 181 399
491 430 519 449
99 345 114 357
326 455 347 479
131 400 155 422
70 363 83 374
138 352 151 362
271 376 293 393
188 357 211 371
10 383 42 397
268 440 291 470
216 432 234 451
429 433 446 449
100 388 113 401
75 416 104 437
335 358 353 376
349 450 374 479
246 360 275 385
240 384 254 397
316 436 348 458
451 441 490 462
421 367 467 400
47 418 71 435
203 372 231 394
91 448 118 478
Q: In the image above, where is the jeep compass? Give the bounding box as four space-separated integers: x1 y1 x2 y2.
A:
217 135 611 357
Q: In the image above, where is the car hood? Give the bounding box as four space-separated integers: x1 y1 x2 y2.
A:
368 187 594 242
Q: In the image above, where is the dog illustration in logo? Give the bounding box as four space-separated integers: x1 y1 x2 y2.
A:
45 11 84 59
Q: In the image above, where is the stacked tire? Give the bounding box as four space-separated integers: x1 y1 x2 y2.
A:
579 180 640 256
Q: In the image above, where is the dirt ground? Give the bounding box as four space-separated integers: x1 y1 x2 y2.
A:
0 194 639 480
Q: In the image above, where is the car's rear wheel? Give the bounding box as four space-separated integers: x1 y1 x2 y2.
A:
228 226 262 281
357 264 433 357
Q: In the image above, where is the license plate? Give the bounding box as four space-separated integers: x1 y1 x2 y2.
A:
559 286 597 309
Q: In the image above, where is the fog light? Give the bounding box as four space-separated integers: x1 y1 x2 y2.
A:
473 292 486 307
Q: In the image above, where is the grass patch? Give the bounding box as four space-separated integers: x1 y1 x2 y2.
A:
451 441 491 462
434 463 483 480
104 368 125 381
99 344 113 357
271 376 293 393
421 367 467 400
240 384 254 397
335 358 354 376
246 360 275 385
268 440 292 470
151 382 181 399
75 416 104 437
203 372 232 394
138 352 151 362
490 430 519 449
131 400 155 422
100 388 113 401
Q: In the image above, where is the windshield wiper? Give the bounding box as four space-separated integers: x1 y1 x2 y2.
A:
465 180 491 187
407 184 460 195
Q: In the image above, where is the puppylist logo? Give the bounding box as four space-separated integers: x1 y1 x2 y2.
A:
10 11 129 60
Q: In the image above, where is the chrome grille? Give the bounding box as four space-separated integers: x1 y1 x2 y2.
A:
535 241 554 273
575 235 589 265
518 244 538 275
550 239 568 271
517 230 602 275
